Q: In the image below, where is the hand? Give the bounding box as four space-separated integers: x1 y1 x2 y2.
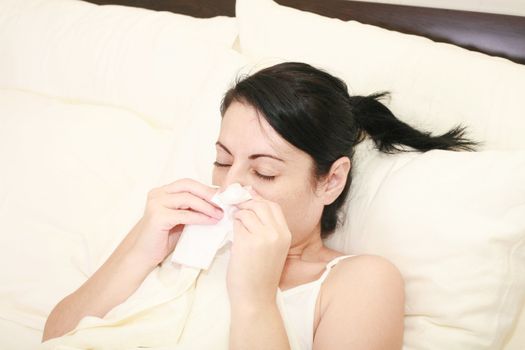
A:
227 189 292 306
127 178 224 270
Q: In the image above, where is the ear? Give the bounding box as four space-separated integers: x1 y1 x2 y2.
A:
318 156 351 205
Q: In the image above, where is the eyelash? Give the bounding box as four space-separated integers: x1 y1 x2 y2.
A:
213 161 276 181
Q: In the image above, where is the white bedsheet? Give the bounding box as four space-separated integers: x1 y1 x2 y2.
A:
40 248 301 350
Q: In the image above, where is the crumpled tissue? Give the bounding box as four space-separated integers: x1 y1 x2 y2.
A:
170 183 252 270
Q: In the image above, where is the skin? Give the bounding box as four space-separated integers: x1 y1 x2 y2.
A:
214 100 405 350
42 99 404 349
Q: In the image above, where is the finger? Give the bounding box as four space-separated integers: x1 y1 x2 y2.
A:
266 201 288 230
160 192 223 220
161 208 220 230
162 178 219 204
238 199 289 234
236 199 276 226
233 208 264 233
233 216 250 238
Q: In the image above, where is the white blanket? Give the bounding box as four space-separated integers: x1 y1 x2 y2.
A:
40 246 301 350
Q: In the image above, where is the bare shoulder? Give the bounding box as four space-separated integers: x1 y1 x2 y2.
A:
323 254 405 310
313 254 405 350
328 254 404 291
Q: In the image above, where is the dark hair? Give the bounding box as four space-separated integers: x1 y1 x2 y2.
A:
220 62 478 238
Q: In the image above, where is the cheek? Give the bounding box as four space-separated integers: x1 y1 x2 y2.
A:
282 193 323 235
261 181 323 237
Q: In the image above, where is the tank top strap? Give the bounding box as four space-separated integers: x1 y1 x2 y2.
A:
317 254 356 284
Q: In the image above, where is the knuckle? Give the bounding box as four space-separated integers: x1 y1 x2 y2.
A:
170 191 188 205
173 191 187 203
180 178 194 187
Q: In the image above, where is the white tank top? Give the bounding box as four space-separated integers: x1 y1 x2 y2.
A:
277 255 355 350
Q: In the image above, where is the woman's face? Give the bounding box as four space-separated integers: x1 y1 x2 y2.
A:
212 100 326 244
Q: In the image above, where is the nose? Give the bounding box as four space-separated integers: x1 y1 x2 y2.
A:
219 164 250 193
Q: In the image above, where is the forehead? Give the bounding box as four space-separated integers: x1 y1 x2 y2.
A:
219 100 294 158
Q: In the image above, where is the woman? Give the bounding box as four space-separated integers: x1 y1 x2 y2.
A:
43 62 476 349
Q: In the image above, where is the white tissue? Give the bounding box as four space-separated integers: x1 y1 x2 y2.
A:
170 183 252 270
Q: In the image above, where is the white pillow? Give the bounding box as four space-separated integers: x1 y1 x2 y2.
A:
236 0 525 151
158 52 250 186
0 0 238 130
322 140 525 349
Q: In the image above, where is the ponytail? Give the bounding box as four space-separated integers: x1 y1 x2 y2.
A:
350 93 479 153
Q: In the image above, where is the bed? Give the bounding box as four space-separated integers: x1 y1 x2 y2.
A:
0 0 524 349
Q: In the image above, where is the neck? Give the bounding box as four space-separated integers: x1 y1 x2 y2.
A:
286 225 326 262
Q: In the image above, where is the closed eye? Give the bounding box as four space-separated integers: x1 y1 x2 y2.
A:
254 172 275 181
213 161 275 181
213 161 231 167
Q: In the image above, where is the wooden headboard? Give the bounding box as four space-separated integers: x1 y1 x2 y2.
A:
87 0 525 65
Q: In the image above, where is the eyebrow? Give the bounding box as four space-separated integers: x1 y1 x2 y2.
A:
215 141 285 162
